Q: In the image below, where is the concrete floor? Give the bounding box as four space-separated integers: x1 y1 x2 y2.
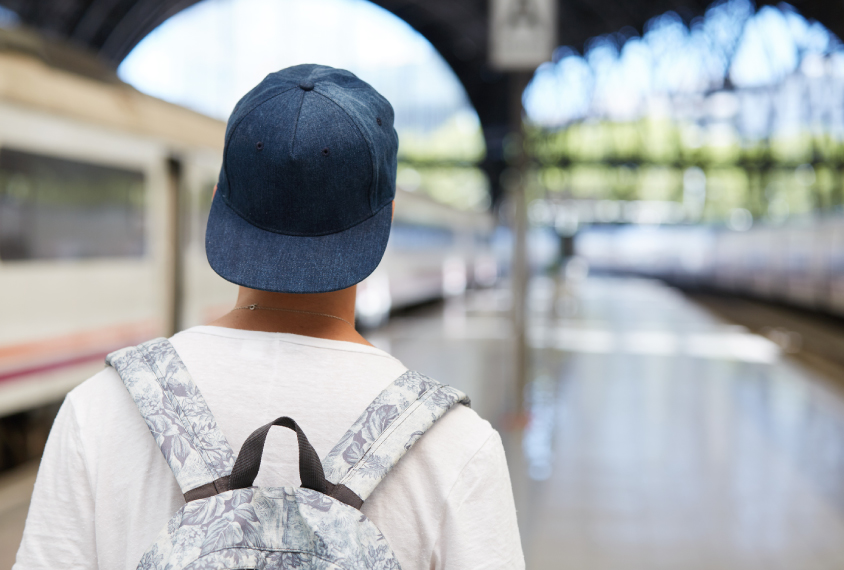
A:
4 276 844 569
515 278 844 570
378 276 844 570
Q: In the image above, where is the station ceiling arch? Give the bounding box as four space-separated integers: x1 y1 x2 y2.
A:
2 0 842 200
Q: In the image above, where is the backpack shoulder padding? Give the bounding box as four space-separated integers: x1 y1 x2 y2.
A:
106 338 236 497
322 370 470 502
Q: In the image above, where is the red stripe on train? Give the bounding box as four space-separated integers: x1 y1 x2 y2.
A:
0 351 109 384
0 319 160 385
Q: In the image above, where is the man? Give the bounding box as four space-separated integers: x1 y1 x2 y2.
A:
15 64 524 569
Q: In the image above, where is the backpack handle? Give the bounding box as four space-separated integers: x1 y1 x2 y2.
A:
229 416 363 509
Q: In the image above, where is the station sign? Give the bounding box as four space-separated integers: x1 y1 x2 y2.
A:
489 0 557 71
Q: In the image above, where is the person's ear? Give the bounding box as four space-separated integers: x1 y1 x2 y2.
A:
213 184 217 198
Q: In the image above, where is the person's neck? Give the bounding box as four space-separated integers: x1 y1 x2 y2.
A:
208 285 371 346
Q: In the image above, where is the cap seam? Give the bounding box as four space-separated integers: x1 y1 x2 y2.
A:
289 89 306 156
220 192 390 237
311 88 378 214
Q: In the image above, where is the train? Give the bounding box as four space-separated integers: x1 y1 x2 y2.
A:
0 27 495 417
576 212 844 316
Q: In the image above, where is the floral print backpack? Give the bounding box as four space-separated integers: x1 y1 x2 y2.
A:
107 338 469 570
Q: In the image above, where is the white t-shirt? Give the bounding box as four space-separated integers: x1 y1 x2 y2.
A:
14 326 524 570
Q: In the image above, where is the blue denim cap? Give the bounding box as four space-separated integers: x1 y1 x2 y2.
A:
206 64 398 293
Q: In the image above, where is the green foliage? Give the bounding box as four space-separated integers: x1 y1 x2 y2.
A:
397 113 485 164
395 114 488 211
528 118 844 222
396 164 489 211
703 167 748 220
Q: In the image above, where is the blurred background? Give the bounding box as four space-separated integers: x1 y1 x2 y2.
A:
2 0 844 567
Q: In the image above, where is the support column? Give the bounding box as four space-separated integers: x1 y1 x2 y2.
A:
509 71 532 417
165 156 185 336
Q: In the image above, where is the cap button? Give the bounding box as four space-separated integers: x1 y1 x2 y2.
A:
299 80 315 91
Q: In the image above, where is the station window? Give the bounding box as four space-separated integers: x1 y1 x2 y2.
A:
0 148 145 261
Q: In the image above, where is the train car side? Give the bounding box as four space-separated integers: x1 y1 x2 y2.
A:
575 213 844 320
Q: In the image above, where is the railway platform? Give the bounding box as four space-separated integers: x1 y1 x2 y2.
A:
3 276 844 569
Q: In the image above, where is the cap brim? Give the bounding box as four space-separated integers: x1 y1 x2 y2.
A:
205 191 392 293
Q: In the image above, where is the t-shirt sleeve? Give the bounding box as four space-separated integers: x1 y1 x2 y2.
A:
14 397 97 570
431 431 525 570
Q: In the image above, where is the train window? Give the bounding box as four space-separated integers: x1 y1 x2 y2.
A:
0 148 145 261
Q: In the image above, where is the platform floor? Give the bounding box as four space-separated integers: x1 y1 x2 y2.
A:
378 276 844 570
4 276 844 569
516 278 844 570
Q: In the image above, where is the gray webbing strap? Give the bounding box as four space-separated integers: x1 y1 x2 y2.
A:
321 371 470 502
106 338 236 496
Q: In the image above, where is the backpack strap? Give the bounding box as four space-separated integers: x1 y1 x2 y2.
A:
106 338 236 500
321 370 470 503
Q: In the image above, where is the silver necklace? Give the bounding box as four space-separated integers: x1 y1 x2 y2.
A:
233 303 355 328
